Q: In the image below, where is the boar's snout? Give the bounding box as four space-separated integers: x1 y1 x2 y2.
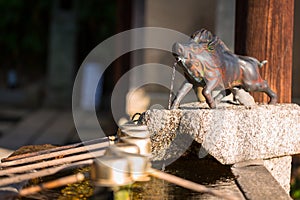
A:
172 42 184 58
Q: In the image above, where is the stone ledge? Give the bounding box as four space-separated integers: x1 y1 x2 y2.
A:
144 102 300 164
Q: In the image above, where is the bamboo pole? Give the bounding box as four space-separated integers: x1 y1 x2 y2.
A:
0 160 93 187
1 137 109 162
0 147 106 176
0 141 109 168
1 143 81 162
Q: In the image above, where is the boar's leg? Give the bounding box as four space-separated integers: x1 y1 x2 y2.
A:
202 79 221 109
258 81 278 104
248 80 277 104
171 80 193 109
266 89 277 104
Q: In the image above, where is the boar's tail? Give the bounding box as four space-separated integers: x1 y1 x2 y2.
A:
259 60 268 68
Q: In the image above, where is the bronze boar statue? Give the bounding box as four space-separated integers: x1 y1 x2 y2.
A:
171 29 277 109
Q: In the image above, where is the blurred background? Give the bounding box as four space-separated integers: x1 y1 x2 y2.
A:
0 0 299 144
0 0 300 197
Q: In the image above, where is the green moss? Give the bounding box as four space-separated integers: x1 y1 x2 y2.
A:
291 177 300 199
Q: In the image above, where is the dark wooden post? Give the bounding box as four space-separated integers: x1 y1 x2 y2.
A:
235 0 294 103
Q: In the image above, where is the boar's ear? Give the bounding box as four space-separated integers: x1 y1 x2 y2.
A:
191 29 204 43
191 29 212 43
205 30 213 42
207 36 218 51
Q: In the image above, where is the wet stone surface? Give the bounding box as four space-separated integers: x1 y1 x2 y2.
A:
142 109 183 162
132 155 244 200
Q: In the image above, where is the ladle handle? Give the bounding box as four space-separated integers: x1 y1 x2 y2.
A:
19 173 85 196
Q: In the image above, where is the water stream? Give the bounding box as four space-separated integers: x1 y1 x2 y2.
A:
168 62 177 110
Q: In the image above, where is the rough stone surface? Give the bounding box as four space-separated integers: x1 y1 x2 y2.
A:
231 164 292 199
263 156 292 193
231 87 256 107
142 109 193 163
143 102 300 164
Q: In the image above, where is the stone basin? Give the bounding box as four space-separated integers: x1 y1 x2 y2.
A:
142 102 300 193
143 102 300 164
